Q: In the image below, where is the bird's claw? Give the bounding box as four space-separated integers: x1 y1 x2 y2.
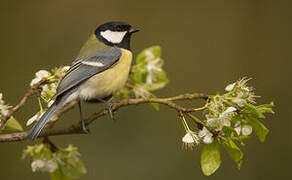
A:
107 102 115 121
81 120 90 134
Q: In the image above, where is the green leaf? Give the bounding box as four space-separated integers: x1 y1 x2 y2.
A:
150 103 160 111
222 126 239 137
57 145 87 179
50 169 71 180
221 126 247 145
130 65 146 83
132 46 162 84
130 45 169 93
114 87 130 99
136 46 161 64
4 117 23 131
201 141 221 176
222 138 243 169
23 143 86 180
246 116 269 142
59 159 86 179
257 102 275 114
144 81 168 91
244 103 265 118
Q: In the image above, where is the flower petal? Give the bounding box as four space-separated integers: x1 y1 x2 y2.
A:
30 77 42 87
182 133 195 143
203 134 214 144
26 114 39 126
241 125 253 136
35 70 51 78
225 83 236 91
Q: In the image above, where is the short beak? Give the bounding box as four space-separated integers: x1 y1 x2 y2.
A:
129 26 140 33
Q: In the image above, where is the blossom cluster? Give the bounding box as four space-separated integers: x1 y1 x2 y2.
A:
0 93 23 131
23 143 86 179
144 50 163 85
181 77 273 175
182 78 269 147
0 92 9 118
27 66 70 126
115 46 168 101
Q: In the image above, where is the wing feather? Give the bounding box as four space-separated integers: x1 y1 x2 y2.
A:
55 47 121 98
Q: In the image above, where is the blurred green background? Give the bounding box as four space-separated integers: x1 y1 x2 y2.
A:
0 0 291 179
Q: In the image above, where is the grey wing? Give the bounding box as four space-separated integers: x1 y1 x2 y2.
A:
55 48 122 98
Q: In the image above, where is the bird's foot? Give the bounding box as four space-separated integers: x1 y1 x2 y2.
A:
106 102 116 121
81 119 90 134
97 98 116 121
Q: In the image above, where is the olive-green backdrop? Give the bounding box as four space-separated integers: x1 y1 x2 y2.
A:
0 0 291 179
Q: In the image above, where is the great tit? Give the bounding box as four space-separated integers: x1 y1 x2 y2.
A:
27 21 139 140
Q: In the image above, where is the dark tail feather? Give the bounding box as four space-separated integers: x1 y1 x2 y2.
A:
27 89 76 140
27 101 60 140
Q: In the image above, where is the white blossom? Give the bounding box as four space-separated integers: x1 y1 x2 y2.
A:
232 98 247 107
30 77 42 87
237 91 244 98
234 127 241 136
30 70 51 87
146 59 162 72
1 108 9 116
198 127 214 144
233 122 253 136
206 117 230 131
182 132 199 148
50 83 57 91
26 114 38 126
236 77 255 93
225 82 236 91
182 133 194 143
0 93 9 116
35 70 51 78
133 85 152 98
145 50 155 60
42 84 50 91
41 83 57 99
31 160 45 172
247 92 258 104
241 125 253 136
41 85 49 97
0 102 9 116
143 50 162 84
31 159 58 173
220 117 231 128
145 58 162 84
206 117 219 127
26 111 44 126
218 107 237 128
243 87 250 91
62 66 70 72
222 107 237 116
234 121 241 135
206 107 236 131
203 135 214 144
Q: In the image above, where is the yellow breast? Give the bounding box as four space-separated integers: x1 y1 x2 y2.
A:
79 48 132 100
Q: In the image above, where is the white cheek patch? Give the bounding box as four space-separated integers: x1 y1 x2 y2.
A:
82 61 105 67
100 30 127 43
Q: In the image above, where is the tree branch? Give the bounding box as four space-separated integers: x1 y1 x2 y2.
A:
0 79 49 129
0 92 208 143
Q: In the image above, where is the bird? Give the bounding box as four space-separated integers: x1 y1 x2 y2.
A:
27 21 139 140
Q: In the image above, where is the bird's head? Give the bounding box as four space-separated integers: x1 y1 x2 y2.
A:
95 21 139 50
